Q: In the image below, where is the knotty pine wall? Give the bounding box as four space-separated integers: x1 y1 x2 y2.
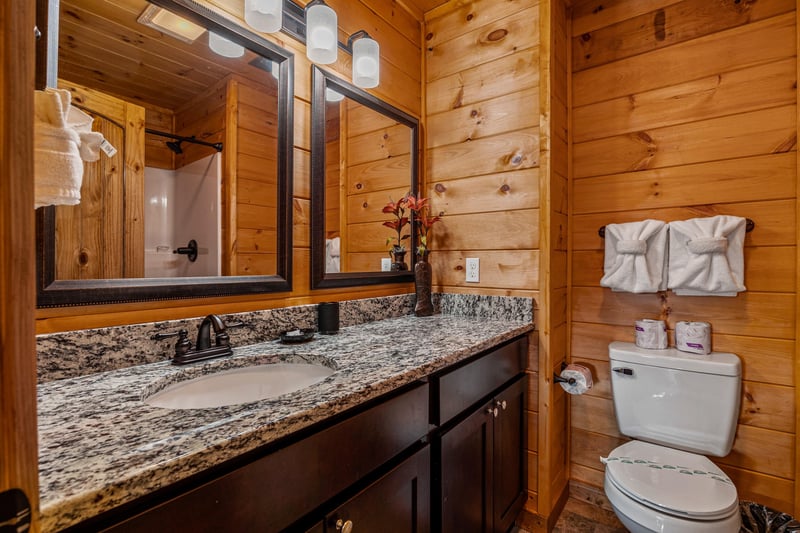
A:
424 0 571 523
569 0 798 514
35 0 423 333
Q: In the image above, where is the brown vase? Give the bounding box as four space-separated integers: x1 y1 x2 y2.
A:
390 247 408 271
414 251 433 317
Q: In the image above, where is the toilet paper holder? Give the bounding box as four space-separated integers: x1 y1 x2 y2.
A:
553 362 576 385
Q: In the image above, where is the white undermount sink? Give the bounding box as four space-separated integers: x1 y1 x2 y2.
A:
144 362 335 409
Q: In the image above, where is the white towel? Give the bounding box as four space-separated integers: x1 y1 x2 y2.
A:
668 216 746 296
600 219 668 293
325 237 340 273
34 88 105 208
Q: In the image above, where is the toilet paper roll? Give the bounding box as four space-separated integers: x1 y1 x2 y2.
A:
558 364 593 395
675 321 711 355
634 319 668 350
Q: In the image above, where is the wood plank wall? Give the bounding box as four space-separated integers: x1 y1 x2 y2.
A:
424 0 563 522
345 101 412 272
1 0 39 527
538 0 571 524
35 0 422 333
569 0 798 514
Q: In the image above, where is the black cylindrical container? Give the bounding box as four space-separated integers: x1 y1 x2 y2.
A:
317 302 339 334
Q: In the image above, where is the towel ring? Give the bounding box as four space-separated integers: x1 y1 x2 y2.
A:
598 218 755 238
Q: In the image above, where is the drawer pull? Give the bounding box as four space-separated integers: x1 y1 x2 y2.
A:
496 400 507 411
487 407 499 418
336 519 353 533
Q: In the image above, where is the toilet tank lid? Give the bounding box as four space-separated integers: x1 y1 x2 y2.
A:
609 342 741 376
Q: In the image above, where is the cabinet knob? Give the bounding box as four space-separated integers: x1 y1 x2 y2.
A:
496 400 507 411
487 407 498 418
336 519 353 533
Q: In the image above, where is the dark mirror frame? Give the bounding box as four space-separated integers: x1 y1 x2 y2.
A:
35 0 294 307
310 66 420 289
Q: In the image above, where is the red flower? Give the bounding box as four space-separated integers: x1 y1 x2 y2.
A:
406 194 442 255
382 196 411 250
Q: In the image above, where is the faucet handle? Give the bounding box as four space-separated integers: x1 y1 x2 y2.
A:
152 329 192 356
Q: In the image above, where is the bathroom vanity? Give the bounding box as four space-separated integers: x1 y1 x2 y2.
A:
37 312 532 532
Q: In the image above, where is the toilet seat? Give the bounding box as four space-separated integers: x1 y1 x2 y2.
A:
604 441 739 520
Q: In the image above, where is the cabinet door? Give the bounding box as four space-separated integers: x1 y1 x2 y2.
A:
325 446 430 533
493 376 527 533
440 399 494 533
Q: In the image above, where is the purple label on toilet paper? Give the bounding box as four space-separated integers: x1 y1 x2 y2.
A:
687 342 704 349
635 326 645 331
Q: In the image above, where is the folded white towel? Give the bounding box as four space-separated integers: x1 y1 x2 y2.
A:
668 215 746 296
34 88 106 208
325 237 340 273
600 219 668 293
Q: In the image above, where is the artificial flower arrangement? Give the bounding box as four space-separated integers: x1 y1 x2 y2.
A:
382 193 442 266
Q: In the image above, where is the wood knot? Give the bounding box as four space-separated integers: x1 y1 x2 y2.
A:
653 9 666 42
470 109 478 118
487 29 508 42
466 13 474 21
434 183 446 193
456 265 464 271
356 183 363 189
425 32 433 40
78 250 90 266
510 153 523 166
500 184 511 193
362 202 368 208
593 5 604 13
581 33 591 42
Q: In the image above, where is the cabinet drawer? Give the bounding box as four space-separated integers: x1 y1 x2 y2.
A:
103 382 429 532
436 338 525 426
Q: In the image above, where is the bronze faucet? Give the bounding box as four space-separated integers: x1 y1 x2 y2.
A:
152 315 244 365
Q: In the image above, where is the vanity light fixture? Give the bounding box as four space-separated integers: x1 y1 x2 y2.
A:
348 30 380 89
305 0 338 65
137 4 205 43
244 0 283 33
208 31 245 58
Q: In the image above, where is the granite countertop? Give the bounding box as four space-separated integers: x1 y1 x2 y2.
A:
38 314 533 531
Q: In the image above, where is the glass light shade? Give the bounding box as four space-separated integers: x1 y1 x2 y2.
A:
352 36 379 88
208 32 245 58
325 88 344 102
306 3 338 64
244 0 283 33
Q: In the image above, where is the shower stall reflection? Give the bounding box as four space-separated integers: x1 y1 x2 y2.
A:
144 153 222 277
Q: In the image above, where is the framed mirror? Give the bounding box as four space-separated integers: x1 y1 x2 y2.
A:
35 0 294 307
310 66 419 289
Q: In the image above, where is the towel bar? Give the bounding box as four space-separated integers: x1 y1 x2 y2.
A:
598 218 755 238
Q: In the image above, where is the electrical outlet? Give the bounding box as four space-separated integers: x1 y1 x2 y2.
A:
381 258 391 272
465 257 480 283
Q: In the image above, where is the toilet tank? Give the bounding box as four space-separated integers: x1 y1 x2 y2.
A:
608 341 741 457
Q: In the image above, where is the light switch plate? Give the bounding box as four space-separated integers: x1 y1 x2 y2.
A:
465 257 480 282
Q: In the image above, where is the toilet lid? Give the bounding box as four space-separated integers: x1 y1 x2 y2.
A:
604 441 739 520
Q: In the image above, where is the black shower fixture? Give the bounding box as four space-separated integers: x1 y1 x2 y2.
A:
165 140 183 154
145 128 223 153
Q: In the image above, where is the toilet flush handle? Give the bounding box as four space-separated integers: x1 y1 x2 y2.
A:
612 367 634 376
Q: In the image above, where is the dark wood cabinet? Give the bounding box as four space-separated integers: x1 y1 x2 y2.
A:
435 338 528 533
96 382 429 533
76 336 528 533
322 446 430 533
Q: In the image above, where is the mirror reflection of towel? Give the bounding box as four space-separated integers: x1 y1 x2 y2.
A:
325 237 340 273
34 88 106 208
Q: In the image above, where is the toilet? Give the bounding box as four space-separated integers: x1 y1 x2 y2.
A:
604 341 742 533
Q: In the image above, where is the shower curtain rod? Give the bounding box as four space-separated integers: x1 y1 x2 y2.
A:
145 128 223 152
